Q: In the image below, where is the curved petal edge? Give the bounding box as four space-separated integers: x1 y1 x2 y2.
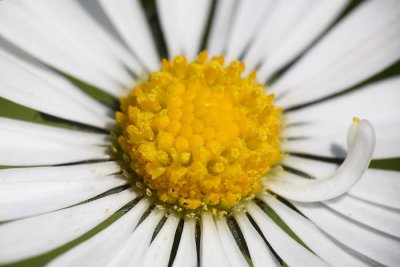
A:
266 119 375 202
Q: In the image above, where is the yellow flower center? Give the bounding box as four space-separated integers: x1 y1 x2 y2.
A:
115 52 281 211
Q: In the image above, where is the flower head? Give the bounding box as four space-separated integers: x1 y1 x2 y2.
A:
116 52 281 211
0 0 399 266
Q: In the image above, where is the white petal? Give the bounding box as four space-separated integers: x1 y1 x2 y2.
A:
285 75 400 127
224 0 275 62
0 123 109 166
269 119 375 202
0 42 112 118
179 0 211 60
0 117 109 146
21 0 136 84
105 208 165 267
246 202 328 267
172 218 197 267
0 161 120 183
234 212 280 267
274 0 400 108
283 78 400 159
200 212 230 267
261 193 367 266
48 198 150 267
206 0 237 56
282 156 400 210
142 213 180 267
257 0 350 81
349 168 400 210
215 217 248 267
284 124 398 159
243 0 313 72
156 0 182 58
324 194 400 238
0 173 126 221
0 189 137 264
0 53 112 129
0 1 134 96
284 78 400 136
156 0 211 59
282 156 337 178
98 0 159 71
293 201 400 266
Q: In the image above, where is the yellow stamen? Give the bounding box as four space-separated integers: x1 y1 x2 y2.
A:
116 51 281 210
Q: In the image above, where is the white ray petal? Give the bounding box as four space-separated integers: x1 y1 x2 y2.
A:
156 0 184 58
0 118 109 166
0 124 109 166
284 78 400 136
206 0 237 56
200 212 230 267
349 168 400 210
48 198 150 267
142 213 180 267
0 161 120 183
259 0 350 81
243 0 312 72
284 124 398 159
261 193 368 266
324 194 400 238
0 53 112 129
0 118 109 146
105 208 165 267
274 0 400 107
283 78 400 159
246 202 328 267
234 212 279 267
172 218 197 267
156 0 211 60
98 0 159 71
293 201 400 266
0 42 112 118
180 0 211 60
0 174 126 221
282 156 400 210
20 0 136 85
224 0 275 62
215 217 248 267
269 119 375 202
282 156 337 178
0 1 132 96
0 189 137 264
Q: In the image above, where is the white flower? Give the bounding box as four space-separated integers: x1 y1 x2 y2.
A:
0 0 399 266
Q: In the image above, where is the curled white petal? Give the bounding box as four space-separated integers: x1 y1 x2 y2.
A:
266 119 375 202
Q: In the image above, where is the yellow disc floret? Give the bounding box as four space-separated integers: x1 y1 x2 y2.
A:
116 52 281 210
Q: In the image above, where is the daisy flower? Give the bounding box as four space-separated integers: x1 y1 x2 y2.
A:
0 0 399 266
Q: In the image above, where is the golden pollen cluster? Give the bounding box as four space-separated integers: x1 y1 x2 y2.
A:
116 52 281 210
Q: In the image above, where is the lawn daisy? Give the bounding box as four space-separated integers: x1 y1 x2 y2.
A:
0 0 399 266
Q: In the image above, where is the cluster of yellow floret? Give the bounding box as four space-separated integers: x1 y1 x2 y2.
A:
116 52 281 210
